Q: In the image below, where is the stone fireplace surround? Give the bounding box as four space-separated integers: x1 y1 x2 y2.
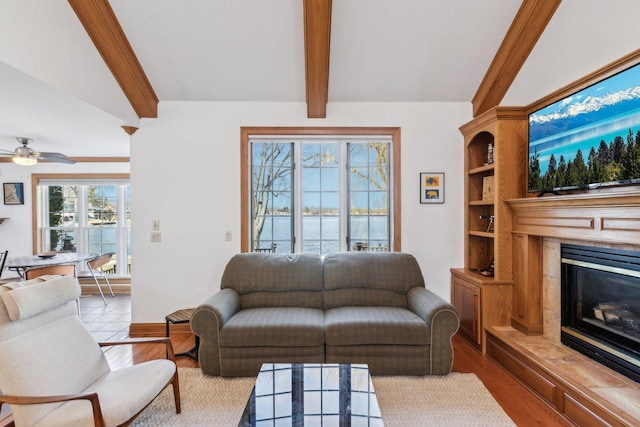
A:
542 239 640 345
490 191 640 425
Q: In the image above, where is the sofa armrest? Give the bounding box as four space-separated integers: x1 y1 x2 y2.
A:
407 287 460 374
190 288 240 375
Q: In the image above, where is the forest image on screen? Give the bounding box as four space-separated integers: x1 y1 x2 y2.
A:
528 63 640 193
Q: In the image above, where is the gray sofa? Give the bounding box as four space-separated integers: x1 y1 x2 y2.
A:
191 252 459 377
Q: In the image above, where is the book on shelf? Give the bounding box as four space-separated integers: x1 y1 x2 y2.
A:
482 176 494 201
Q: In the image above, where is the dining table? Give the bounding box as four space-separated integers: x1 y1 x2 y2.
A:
5 252 97 278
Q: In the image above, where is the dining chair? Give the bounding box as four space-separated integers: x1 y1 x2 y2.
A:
0 250 7 280
24 264 77 280
24 264 81 314
0 250 7 277
0 251 23 285
77 253 115 305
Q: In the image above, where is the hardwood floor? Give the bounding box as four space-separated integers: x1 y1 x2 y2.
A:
3 294 572 426
80 293 199 370
452 334 573 426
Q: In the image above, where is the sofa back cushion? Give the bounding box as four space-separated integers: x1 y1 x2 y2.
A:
221 253 324 309
323 252 425 309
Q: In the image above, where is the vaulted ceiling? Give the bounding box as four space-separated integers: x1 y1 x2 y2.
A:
1 0 639 157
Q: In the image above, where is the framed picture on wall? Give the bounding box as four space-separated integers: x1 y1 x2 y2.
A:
420 173 444 204
3 182 24 205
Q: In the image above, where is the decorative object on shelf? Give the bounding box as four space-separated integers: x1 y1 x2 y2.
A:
487 142 494 164
482 176 495 200
3 182 24 205
472 258 495 277
479 214 495 232
420 172 444 204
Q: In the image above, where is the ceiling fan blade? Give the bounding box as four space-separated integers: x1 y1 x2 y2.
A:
0 148 16 155
33 152 76 164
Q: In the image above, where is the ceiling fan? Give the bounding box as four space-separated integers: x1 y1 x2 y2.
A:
0 137 76 166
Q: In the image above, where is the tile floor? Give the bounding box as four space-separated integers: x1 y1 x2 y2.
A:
79 293 132 341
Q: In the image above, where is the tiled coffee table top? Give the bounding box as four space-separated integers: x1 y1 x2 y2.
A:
238 363 383 426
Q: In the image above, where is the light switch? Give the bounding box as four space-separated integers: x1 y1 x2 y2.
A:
150 231 161 242
152 220 160 231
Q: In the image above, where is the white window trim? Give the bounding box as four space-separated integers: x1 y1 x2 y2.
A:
36 178 131 277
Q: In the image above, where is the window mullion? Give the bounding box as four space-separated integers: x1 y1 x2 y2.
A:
116 185 126 275
77 186 88 254
341 142 349 252
293 142 302 253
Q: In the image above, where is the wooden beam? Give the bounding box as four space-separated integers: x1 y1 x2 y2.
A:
471 0 561 117
68 0 158 118
121 126 138 135
304 0 332 118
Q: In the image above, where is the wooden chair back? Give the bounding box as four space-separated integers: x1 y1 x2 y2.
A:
87 252 115 271
24 264 77 280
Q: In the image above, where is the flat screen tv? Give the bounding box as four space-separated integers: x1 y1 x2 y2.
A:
528 62 640 194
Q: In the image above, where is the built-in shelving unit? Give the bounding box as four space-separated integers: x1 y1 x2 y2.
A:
451 106 527 352
453 50 640 424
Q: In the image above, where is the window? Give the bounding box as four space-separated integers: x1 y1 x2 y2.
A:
36 176 131 277
242 128 401 254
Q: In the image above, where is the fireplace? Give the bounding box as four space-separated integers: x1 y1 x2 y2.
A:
561 243 640 382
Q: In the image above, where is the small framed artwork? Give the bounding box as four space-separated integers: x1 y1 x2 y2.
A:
3 182 24 205
420 173 444 204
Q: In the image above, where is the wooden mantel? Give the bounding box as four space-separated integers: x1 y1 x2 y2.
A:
497 190 640 426
506 191 640 246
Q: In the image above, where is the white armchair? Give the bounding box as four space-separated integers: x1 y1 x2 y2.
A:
0 275 180 427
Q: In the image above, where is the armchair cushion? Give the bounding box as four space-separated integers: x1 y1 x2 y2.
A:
0 275 79 321
36 359 176 427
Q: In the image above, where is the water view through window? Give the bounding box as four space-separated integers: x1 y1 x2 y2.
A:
39 180 131 277
250 139 391 255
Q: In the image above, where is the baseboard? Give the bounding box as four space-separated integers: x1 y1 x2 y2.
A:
80 283 131 295
130 322 192 337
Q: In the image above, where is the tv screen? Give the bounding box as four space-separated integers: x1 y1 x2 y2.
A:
528 62 640 193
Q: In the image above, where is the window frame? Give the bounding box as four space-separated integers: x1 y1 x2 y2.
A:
241 127 401 253
31 173 131 277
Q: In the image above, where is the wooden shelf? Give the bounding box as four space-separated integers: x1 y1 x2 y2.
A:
469 231 494 238
469 200 494 206
468 163 495 175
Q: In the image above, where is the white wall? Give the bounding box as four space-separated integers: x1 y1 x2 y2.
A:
131 101 471 323
0 161 130 263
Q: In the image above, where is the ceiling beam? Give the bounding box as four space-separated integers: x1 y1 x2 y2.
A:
68 0 158 119
471 0 561 117
304 0 332 118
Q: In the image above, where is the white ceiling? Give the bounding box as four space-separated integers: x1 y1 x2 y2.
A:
1 0 639 157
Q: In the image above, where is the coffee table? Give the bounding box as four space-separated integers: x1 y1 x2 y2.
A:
238 363 383 426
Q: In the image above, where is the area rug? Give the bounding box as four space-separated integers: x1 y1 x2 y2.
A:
132 368 515 426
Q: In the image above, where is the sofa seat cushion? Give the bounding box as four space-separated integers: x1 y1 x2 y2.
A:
220 307 325 347
325 306 429 346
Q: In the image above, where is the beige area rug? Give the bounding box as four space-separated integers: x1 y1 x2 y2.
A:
132 368 515 426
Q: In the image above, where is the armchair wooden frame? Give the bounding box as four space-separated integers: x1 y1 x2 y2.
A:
0 337 181 427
